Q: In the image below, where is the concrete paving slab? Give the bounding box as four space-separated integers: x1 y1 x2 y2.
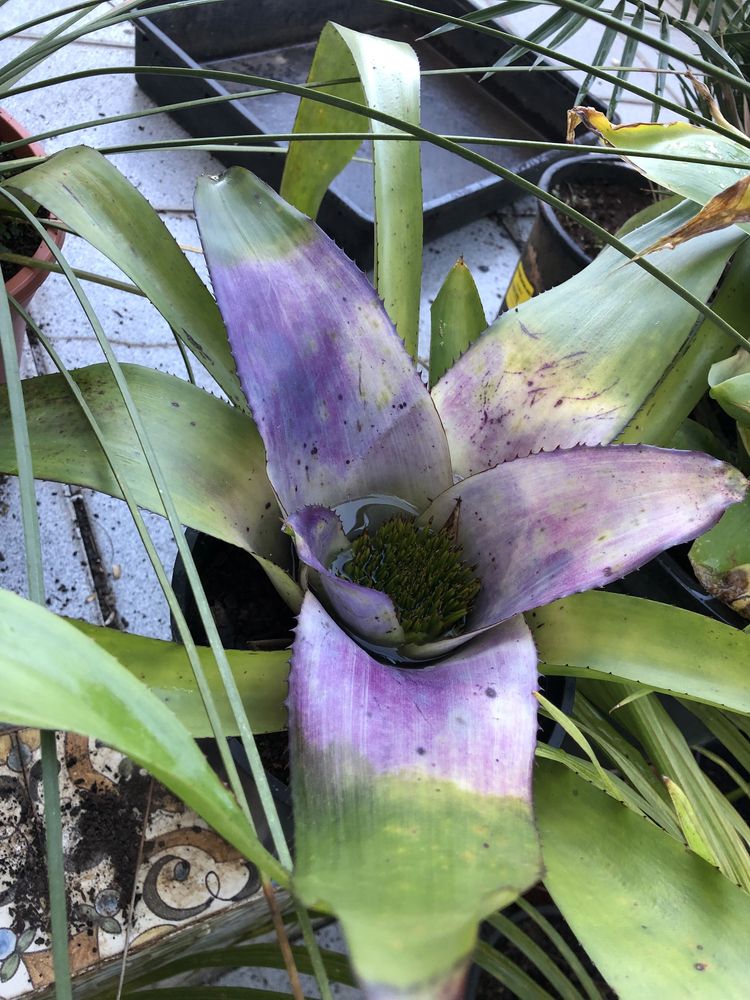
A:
80 494 176 638
0 345 101 624
215 921 362 999
0 0 135 47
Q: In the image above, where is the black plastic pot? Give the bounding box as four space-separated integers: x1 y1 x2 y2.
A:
133 0 601 268
502 153 656 310
171 529 296 852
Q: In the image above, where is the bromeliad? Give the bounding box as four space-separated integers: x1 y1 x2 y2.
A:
194 168 746 999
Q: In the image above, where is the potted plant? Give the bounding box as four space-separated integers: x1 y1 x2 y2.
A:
0 6 749 999
0 109 64 382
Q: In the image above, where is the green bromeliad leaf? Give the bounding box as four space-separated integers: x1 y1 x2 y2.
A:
536 761 750 999
686 348 750 617
0 589 286 884
624 238 750 445
709 346 750 427
429 257 487 388
689 495 750 619
6 146 245 408
280 22 422 358
433 201 746 475
71 620 289 738
0 364 301 608
529 591 750 712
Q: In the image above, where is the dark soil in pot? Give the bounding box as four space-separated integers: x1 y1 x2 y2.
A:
0 216 48 282
0 150 50 283
549 176 656 258
502 154 659 310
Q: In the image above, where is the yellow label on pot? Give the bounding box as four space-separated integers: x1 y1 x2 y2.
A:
505 261 535 309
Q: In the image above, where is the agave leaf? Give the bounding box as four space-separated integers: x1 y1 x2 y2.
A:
0 589 285 884
429 258 487 388
568 108 750 224
70 620 289 738
5 146 244 408
536 761 750 999
280 22 422 357
0 364 300 607
529 591 750 713
689 493 750 618
432 200 745 474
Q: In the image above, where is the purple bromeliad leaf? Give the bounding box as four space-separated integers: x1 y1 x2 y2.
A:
194 168 452 516
403 444 747 660
289 592 541 996
286 505 405 645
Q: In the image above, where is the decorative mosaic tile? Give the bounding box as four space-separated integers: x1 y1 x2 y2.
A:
0 730 265 997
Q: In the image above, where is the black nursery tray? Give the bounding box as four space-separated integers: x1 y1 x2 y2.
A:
134 0 590 266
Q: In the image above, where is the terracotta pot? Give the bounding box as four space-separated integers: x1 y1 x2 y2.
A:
0 108 65 382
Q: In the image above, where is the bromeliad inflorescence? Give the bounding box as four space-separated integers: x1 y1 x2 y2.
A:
336 506 480 646
195 167 747 999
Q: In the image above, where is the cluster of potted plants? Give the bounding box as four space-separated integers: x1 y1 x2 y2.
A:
0 2 749 998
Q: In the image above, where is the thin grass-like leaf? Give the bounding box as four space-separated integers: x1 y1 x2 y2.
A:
583 681 750 889
608 4 645 117
569 696 681 836
535 692 621 801
693 744 750 822
689 704 750 774
515 899 604 1000
576 0 625 104
118 945 355 992
487 912 586 1000
536 744 651 819
473 939 556 1000
0 213 71 998
652 14 671 121
121 989 305 999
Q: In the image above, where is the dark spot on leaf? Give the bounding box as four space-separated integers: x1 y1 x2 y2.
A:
485 687 497 698
170 401 179 407
416 747 426 755
694 963 707 971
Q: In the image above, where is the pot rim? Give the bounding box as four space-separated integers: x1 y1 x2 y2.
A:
0 107 65 305
536 152 649 267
